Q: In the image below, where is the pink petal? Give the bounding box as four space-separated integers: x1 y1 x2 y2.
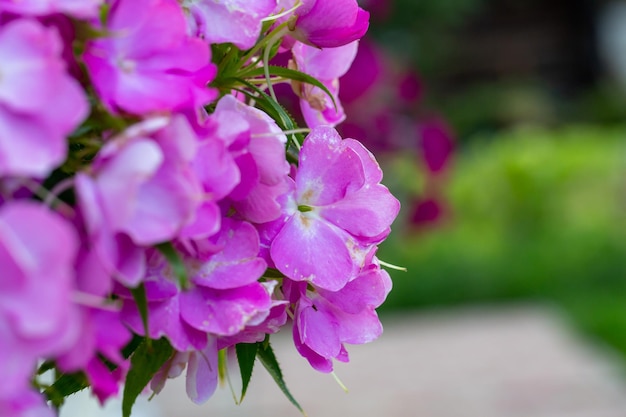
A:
296 126 365 206
186 338 218 404
191 219 267 289
319 183 400 240
270 213 358 291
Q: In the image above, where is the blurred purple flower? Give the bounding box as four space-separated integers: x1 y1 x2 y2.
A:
76 116 203 287
418 118 455 174
0 0 103 18
84 0 216 115
183 0 276 50
0 202 80 407
0 19 87 178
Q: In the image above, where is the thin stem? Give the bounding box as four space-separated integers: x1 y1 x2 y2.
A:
218 45 241 74
251 128 310 138
246 76 287 85
263 26 289 102
43 177 75 208
261 0 303 22
18 178 75 217
239 22 289 69
378 259 408 272
331 372 349 393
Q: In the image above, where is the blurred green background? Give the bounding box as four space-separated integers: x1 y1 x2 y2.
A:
357 0 626 358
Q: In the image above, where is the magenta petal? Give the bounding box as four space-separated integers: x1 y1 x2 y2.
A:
292 40 358 81
122 296 206 352
271 214 357 291
303 9 369 48
186 0 276 50
186 337 218 404
299 80 346 128
294 1 369 48
318 267 391 313
84 0 215 114
292 322 333 373
248 134 289 186
229 152 259 201
193 137 240 200
297 298 341 358
191 219 266 289
0 389 55 417
319 184 400 239
296 126 365 206
334 306 383 345
0 202 77 340
343 138 383 183
179 283 271 336
232 179 288 224
179 201 221 240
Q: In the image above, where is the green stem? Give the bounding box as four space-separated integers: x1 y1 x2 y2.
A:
263 26 289 102
238 22 290 71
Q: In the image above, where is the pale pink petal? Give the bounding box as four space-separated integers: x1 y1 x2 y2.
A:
270 214 357 291
186 337 218 404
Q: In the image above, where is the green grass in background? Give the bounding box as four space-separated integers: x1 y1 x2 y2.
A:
378 125 626 354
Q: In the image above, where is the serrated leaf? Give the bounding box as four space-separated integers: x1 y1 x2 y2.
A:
236 343 258 402
122 338 174 417
130 283 150 346
155 242 189 290
44 372 89 409
121 334 144 359
241 65 337 111
37 360 55 375
257 341 306 416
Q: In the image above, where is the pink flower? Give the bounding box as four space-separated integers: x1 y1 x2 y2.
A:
0 389 55 417
418 118 455 175
291 40 358 127
83 0 216 115
288 262 392 372
0 0 103 18
183 0 276 50
0 201 79 404
280 0 369 48
0 19 87 178
57 309 132 403
76 116 202 286
121 218 272 352
151 338 219 405
213 95 290 224
270 126 400 291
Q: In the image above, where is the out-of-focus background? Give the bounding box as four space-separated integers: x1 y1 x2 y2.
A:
64 1 626 416
363 0 626 359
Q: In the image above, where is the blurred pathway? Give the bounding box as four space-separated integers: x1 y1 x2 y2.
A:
62 306 626 417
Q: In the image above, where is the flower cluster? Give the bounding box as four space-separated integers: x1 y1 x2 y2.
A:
0 0 399 415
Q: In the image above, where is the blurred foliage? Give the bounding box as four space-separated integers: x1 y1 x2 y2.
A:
436 79 626 139
378 125 626 353
369 0 486 75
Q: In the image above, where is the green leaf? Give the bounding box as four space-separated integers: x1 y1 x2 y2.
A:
241 65 338 111
231 79 305 154
155 242 189 290
44 372 89 409
122 338 174 417
130 284 150 346
37 360 56 375
236 343 258 402
257 340 306 416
